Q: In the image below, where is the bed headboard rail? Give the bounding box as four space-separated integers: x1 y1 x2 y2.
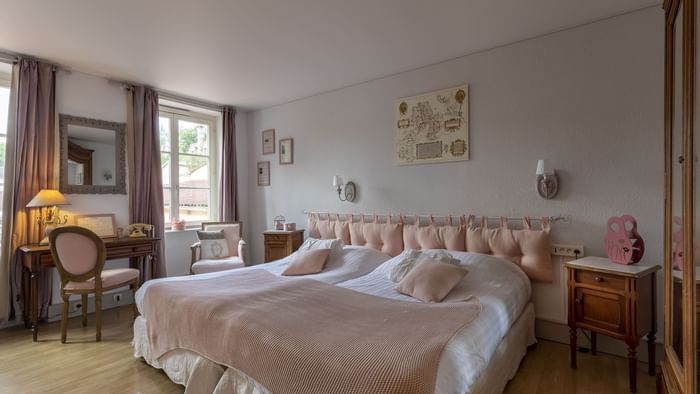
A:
306 212 554 282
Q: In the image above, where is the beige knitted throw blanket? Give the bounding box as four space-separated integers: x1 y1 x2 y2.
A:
143 270 481 394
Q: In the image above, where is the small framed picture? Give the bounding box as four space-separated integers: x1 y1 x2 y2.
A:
262 129 275 155
279 138 293 165
74 213 118 238
257 161 270 186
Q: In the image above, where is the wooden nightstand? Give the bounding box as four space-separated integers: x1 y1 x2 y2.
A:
263 230 304 262
565 257 660 393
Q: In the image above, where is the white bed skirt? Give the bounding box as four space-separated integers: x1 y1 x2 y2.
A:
133 303 536 393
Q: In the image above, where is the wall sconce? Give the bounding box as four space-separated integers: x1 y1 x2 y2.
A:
26 189 70 245
536 159 559 199
332 175 357 202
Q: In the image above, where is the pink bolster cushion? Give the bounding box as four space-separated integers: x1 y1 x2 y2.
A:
403 224 466 251
516 229 552 282
349 222 403 257
281 248 332 276
396 258 468 303
307 218 351 245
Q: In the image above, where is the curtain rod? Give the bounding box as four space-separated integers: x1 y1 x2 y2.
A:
112 79 230 112
158 90 226 112
0 50 64 71
301 210 571 224
0 52 17 64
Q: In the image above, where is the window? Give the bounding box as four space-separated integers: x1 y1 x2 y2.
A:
0 72 10 228
159 107 216 226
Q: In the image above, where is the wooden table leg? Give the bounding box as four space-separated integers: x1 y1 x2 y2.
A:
591 331 597 355
30 268 38 342
628 345 637 393
569 327 577 369
150 254 157 281
22 267 30 329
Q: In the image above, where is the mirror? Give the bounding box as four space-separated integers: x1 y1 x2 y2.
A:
59 114 126 194
670 0 684 366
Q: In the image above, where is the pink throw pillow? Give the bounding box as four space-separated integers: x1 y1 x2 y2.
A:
282 248 332 276
396 258 468 303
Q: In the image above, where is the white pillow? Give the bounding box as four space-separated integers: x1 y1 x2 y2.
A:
298 237 345 252
426 250 461 266
388 249 422 283
388 250 460 283
197 230 230 259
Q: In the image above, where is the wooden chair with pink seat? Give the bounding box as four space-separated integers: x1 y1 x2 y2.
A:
49 226 140 343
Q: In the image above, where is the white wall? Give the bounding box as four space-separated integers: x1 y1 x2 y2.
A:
46 71 249 316
247 7 664 340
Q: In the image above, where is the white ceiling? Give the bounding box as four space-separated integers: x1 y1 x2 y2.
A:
0 0 659 110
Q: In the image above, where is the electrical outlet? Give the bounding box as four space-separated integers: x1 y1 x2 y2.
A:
550 243 585 257
113 293 122 303
69 301 82 313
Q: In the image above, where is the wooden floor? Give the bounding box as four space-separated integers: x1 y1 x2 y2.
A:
0 306 656 394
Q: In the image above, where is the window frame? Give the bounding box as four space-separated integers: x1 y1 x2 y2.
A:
0 71 11 233
159 106 218 228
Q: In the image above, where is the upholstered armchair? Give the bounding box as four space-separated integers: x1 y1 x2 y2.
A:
190 221 247 274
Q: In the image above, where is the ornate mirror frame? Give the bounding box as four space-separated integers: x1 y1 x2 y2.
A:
59 114 127 194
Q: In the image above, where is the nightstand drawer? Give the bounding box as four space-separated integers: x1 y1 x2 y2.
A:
574 287 626 334
263 230 305 263
265 234 289 242
576 270 626 291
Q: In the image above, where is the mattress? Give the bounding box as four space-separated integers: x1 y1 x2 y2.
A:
134 250 533 393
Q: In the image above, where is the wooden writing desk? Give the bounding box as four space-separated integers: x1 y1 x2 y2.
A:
19 236 160 342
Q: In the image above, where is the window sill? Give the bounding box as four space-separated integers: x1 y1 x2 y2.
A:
165 227 199 234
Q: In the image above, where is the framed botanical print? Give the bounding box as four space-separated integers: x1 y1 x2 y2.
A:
257 161 270 186
279 138 293 165
262 129 275 155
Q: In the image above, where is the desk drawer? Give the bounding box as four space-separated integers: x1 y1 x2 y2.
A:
107 245 154 258
575 270 626 291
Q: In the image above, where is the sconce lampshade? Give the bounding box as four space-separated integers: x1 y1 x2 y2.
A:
536 159 554 176
332 175 342 188
26 189 70 208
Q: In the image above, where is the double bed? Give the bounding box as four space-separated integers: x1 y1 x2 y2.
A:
134 214 551 393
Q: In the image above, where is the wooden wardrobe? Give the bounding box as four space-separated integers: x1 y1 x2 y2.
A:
659 0 699 392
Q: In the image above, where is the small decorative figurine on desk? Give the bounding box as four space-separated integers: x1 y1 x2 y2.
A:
604 214 645 265
273 215 286 230
127 223 153 238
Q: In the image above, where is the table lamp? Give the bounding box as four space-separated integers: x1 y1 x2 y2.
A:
26 189 70 245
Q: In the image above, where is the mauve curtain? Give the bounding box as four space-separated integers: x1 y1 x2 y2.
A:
218 107 238 222
127 86 166 280
1 59 56 321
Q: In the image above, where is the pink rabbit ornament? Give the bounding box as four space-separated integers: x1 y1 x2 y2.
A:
604 215 645 265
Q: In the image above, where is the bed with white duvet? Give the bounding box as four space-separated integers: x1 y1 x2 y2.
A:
133 247 535 394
